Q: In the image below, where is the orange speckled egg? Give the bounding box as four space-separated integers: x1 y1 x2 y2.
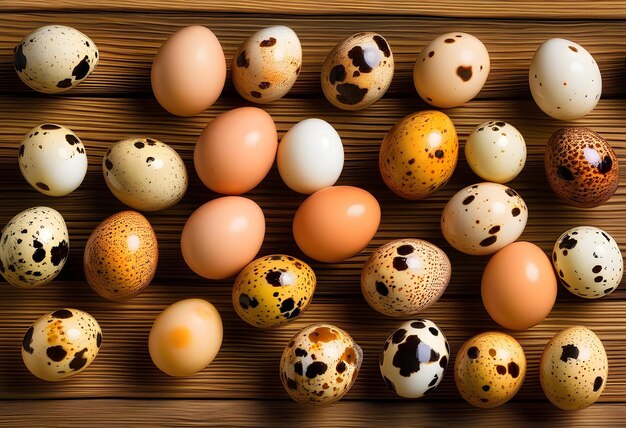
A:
84 211 158 302
379 111 458 199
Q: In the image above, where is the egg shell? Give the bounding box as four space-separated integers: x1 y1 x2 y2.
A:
194 107 278 195
0 206 69 288
232 26 302 103
151 26 226 116
22 308 102 381
529 38 601 120
14 25 99 94
540 326 608 410
280 323 362 405
413 32 490 108
379 319 450 398
321 32 394 110
361 239 451 318
441 182 528 256
454 332 526 408
544 128 619 208
149 298 223 377
379 110 458 200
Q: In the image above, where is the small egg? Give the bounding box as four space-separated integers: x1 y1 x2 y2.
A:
321 32 394 110
293 186 380 263
530 38 601 120
481 242 557 330
540 326 608 410
380 319 450 398
232 26 302 103
552 226 623 299
22 308 102 381
0 207 69 288
277 118 344 194
103 137 188 212
361 239 451 317
464 121 526 183
441 183 528 255
455 332 526 408
149 298 223 377
280 323 362 405
545 128 618 208
379 110 458 200
14 25 98 93
413 32 490 108
84 211 158 302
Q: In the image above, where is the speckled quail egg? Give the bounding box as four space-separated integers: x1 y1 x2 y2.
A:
361 239 451 318
14 25 98 93
380 319 450 398
540 326 608 410
441 183 528 255
321 32 394 110
455 332 526 408
103 137 188 212
0 207 69 288
22 308 102 381
280 323 362 405
233 254 316 328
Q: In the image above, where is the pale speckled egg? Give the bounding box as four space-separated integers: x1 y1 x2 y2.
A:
380 319 450 398
361 239 451 318
414 32 490 108
321 32 394 110
455 332 526 408
22 308 102 381
14 25 98 93
379 111 458 200
84 211 158 302
540 326 608 410
280 323 362 405
232 26 302 103
103 137 188 212
0 207 69 288
552 226 623 299
441 183 528 255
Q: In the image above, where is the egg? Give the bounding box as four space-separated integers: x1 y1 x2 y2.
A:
14 25 98 93
552 226 623 299
529 38 601 120
413 32 490 108
151 26 226 116
149 298 223 377
22 308 102 381
181 196 265 279
232 26 302 103
379 320 449 398
293 186 380 263
481 241 557 330
84 211 158 302
277 118 344 194
321 32 394 110
454 332 526 408
441 183 528 256
361 239 451 318
0 207 69 288
540 326 608 410
103 137 188 212
545 128 619 208
280 323 362 405
464 121 526 183
379 110 458 200
194 107 278 195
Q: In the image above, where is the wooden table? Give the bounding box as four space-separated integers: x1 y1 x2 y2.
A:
1 1 625 426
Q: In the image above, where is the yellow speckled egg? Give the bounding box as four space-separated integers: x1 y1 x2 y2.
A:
379 111 458 199
233 255 316 328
